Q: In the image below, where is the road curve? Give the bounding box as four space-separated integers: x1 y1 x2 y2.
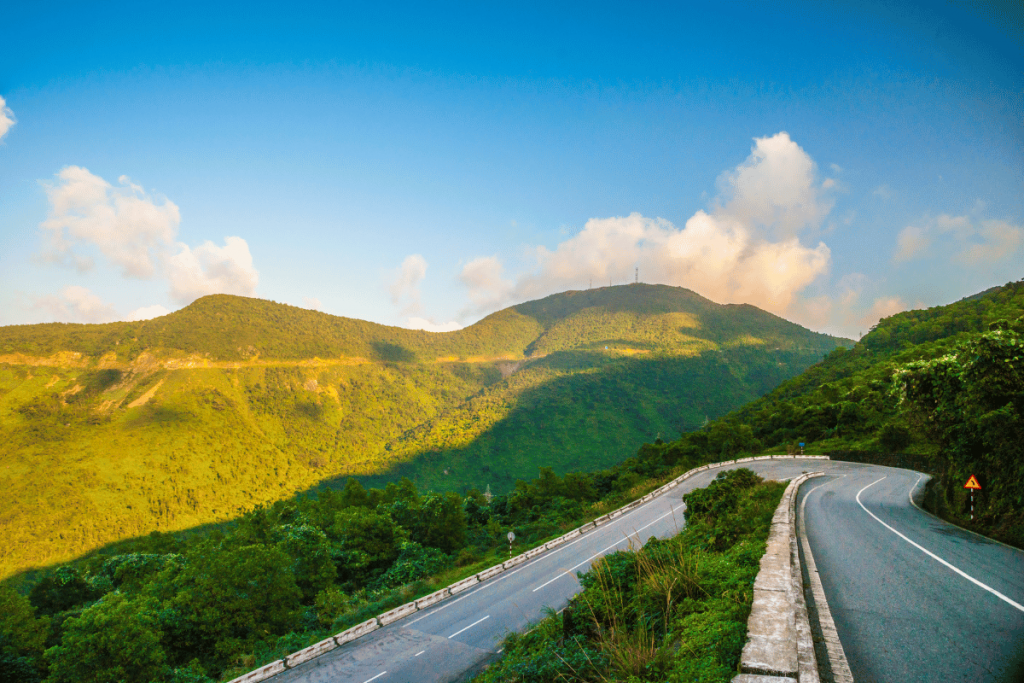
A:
798 463 1024 683
275 459 1024 683
275 458 826 683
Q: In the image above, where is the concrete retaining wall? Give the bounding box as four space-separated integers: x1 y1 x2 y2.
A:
731 471 824 683
229 454 830 682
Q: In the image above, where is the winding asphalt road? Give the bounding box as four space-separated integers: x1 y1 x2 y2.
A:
276 459 1024 683
798 463 1024 683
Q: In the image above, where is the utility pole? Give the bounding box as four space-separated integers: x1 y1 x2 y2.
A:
635 266 638 284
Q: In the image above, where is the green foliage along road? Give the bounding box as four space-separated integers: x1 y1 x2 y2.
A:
0 284 845 581
474 469 786 683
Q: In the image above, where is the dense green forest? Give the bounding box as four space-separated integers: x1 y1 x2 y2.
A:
0 284 845 580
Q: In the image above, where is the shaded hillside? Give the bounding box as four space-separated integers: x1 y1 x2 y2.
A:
0 285 848 579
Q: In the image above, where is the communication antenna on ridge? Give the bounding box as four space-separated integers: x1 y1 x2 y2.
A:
635 266 638 284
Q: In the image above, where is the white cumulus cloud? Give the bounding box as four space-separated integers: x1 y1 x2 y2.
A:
0 96 15 142
460 132 832 320
167 237 259 304
40 166 181 278
125 304 171 321
303 297 323 311
36 166 260 312
859 295 908 328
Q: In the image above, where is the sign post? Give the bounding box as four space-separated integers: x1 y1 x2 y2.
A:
964 475 982 520
507 531 515 560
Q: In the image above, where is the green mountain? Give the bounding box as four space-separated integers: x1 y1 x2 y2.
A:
0 284 847 580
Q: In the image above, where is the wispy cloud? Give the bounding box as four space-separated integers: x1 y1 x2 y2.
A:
893 225 930 262
893 213 1023 266
390 254 428 316
33 286 117 323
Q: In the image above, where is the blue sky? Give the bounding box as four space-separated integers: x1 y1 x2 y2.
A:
1 1 1020 338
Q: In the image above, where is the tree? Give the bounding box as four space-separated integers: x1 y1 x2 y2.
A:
418 492 468 554
44 593 165 683
0 585 48 682
276 525 337 602
163 544 301 670
331 508 407 582
28 567 97 617
339 477 370 508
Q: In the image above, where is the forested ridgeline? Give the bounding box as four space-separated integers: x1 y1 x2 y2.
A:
0 431 734 683
0 284 844 362
0 285 846 581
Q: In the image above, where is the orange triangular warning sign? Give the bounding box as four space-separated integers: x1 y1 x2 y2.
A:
964 475 982 490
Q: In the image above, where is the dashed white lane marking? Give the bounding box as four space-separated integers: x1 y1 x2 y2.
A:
857 476 1024 613
414 650 424 657
531 506 679 592
363 672 386 683
449 615 490 639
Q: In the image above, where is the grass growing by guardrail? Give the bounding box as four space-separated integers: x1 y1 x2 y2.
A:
473 469 786 683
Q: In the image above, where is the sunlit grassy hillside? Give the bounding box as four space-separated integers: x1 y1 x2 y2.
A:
0 284 848 579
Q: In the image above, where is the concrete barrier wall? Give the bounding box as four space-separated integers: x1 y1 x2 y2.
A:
477 564 505 582
231 660 286 683
731 471 824 683
230 454 831 682
285 636 337 668
378 602 418 626
448 575 480 595
503 554 527 569
335 618 379 646
415 588 449 610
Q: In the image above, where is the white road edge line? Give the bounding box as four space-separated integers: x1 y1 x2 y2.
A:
857 476 1024 613
907 473 1024 554
449 615 490 639
363 672 386 683
531 506 679 592
799 476 853 683
414 650 424 657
